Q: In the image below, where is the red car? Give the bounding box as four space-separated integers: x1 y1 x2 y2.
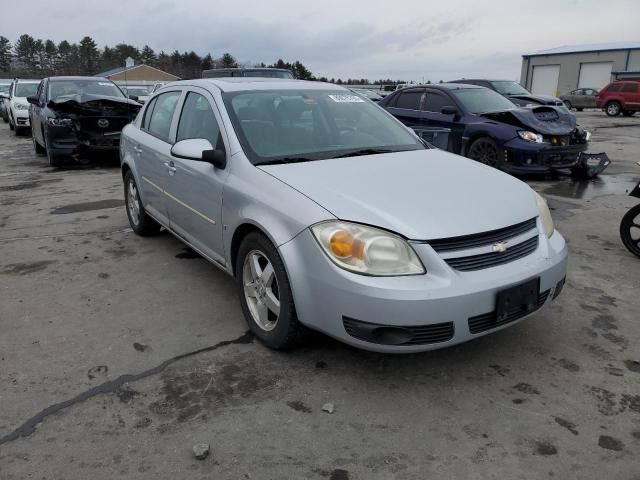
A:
596 81 640 116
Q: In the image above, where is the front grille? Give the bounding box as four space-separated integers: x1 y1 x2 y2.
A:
428 218 537 253
468 289 550 334
78 117 130 134
444 236 538 272
343 317 454 346
538 150 581 166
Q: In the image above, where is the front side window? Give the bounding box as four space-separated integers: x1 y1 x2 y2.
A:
452 88 517 114
224 89 424 164
423 92 454 113
15 83 39 97
177 92 221 148
147 91 181 141
48 80 125 102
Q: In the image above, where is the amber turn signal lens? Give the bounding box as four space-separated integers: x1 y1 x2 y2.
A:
329 230 365 259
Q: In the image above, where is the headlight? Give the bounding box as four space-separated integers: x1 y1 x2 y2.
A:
48 118 73 127
518 130 543 143
533 191 554 237
311 221 425 276
15 103 29 110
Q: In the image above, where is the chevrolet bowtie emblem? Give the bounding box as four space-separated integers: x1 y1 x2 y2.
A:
492 242 508 253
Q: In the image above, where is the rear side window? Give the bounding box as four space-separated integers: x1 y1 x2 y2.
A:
607 84 622 92
423 93 453 113
395 90 423 110
622 83 638 93
176 92 222 148
142 97 157 130
146 91 181 141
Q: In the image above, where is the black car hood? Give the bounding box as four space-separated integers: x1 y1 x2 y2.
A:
507 93 560 106
480 106 576 135
48 94 141 117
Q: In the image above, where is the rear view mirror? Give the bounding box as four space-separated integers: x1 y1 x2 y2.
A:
441 106 459 116
170 138 227 169
26 95 41 106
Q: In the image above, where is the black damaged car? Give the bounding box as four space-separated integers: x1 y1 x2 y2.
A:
28 76 141 166
380 83 591 174
449 79 565 108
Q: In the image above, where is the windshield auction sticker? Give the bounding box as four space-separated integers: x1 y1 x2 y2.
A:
328 94 365 103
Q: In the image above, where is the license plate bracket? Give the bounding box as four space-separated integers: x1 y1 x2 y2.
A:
496 277 540 322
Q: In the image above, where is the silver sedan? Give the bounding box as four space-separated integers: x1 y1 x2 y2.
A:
120 79 567 353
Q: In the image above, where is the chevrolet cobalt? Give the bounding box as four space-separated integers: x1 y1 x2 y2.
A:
120 79 567 352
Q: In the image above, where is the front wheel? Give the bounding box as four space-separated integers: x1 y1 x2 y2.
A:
44 132 63 167
605 101 621 117
467 137 500 168
620 204 640 258
124 170 161 236
236 232 306 350
33 134 46 155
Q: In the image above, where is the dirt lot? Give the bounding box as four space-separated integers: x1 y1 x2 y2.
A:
1 112 639 479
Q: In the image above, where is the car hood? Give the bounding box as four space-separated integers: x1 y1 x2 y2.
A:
48 94 141 117
259 150 538 240
480 106 576 135
507 93 561 105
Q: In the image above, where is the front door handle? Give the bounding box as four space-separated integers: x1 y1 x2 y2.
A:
164 161 177 175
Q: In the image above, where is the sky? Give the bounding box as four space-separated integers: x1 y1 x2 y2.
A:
4 0 640 81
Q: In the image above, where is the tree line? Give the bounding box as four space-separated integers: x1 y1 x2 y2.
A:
0 34 408 86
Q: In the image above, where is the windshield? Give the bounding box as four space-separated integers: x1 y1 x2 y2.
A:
15 83 39 97
224 90 424 164
491 81 530 96
452 88 516 114
351 88 382 100
48 80 125 102
121 86 152 96
0 84 10 94
242 69 294 79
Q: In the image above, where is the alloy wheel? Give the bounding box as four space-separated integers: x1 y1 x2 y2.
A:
242 249 281 331
620 204 640 258
468 139 499 167
606 102 620 116
126 178 141 227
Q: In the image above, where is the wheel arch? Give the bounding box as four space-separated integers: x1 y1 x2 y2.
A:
229 222 279 278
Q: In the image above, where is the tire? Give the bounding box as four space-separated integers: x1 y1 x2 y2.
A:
605 101 621 117
14 126 25 136
563 101 572 110
8 118 14 130
467 137 501 168
236 231 306 350
577 108 583 112
620 204 640 258
44 132 63 167
124 170 161 236
32 133 46 155
622 110 634 117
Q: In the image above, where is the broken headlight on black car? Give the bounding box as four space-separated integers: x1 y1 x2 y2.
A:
47 118 73 127
517 130 543 143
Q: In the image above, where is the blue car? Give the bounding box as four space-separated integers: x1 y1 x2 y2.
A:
379 83 591 174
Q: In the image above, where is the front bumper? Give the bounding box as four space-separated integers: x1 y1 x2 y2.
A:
502 137 588 174
49 127 121 154
280 222 567 353
12 109 30 127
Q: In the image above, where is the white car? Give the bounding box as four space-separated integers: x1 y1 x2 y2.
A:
7 79 40 135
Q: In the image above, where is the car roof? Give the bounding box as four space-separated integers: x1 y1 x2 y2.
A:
47 76 112 82
165 78 348 93
423 83 484 91
14 79 40 83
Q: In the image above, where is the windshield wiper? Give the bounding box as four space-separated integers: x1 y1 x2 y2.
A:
330 148 394 159
257 157 316 166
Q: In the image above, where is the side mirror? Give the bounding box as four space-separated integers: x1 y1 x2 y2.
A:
26 95 41 106
170 138 227 169
441 106 459 116
128 95 139 102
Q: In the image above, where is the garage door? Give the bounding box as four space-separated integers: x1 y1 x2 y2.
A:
578 62 613 89
531 65 560 96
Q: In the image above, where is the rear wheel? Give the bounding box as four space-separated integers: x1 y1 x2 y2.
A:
467 137 500 168
605 101 621 117
620 204 640 258
124 170 161 236
236 232 306 350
